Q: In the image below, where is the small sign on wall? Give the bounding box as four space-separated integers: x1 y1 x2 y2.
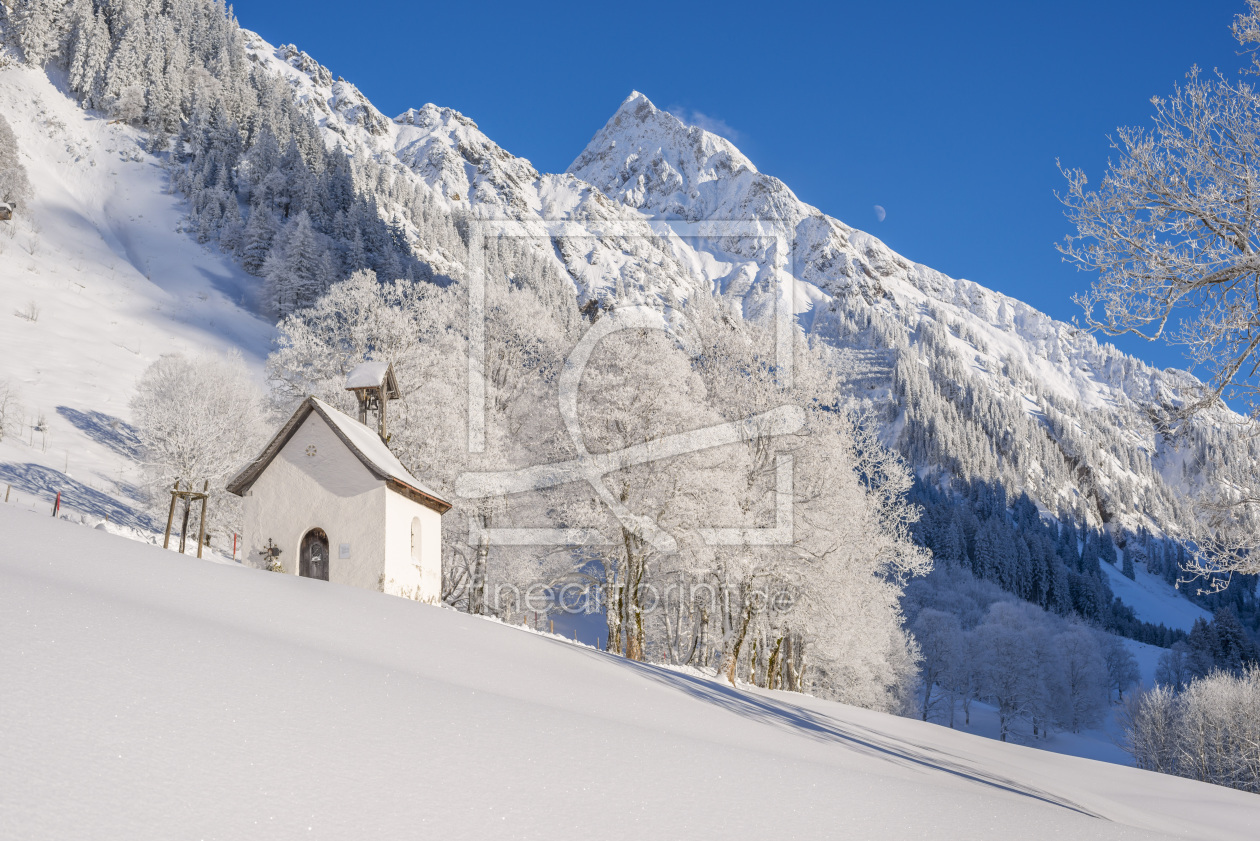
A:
339 543 350 559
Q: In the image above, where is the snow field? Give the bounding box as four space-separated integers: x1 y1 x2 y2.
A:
2 504 1257 841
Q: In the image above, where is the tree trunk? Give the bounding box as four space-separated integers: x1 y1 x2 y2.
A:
621 528 647 661
719 588 754 684
765 636 784 691
604 569 622 655
780 632 807 693
681 603 706 667
469 512 489 615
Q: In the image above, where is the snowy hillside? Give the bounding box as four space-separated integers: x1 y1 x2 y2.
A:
1101 556 1211 633
0 61 272 530
2 504 1256 841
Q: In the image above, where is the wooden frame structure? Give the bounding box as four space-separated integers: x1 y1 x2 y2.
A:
163 479 210 558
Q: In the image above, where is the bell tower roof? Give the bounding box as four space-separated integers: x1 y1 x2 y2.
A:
344 361 400 440
345 361 400 399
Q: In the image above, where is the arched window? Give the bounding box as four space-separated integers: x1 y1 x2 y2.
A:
411 517 423 574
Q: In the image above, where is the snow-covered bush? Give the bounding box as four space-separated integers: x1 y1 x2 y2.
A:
1122 666 1260 793
0 378 20 442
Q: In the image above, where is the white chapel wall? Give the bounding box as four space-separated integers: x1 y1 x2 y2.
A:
382 490 443 602
241 412 389 590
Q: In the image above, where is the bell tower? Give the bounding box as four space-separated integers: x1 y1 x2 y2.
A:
345 361 401 441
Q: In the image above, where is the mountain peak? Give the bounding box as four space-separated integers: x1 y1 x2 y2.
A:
568 91 763 218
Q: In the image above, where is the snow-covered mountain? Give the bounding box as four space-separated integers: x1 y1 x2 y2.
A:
250 39 1242 548
1 4 1251 632
568 92 1246 525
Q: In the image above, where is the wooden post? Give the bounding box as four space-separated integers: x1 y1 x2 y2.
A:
196 480 209 559
4 484 9 503
178 491 191 554
163 480 179 549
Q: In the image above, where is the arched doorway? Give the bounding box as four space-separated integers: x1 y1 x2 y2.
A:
300 528 330 581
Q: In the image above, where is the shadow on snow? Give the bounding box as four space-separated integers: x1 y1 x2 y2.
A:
0 461 152 530
55 406 142 459
555 640 1106 820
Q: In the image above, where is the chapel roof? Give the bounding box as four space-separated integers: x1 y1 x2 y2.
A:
225 396 451 513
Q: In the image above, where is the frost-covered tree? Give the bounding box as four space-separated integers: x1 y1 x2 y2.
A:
973 616 1038 742
1057 625 1108 731
129 351 268 544
0 379 21 443
1058 3 1260 577
913 608 963 722
571 325 721 662
1101 634 1142 702
1155 642 1193 691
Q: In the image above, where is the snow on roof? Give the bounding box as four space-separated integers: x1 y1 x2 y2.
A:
345 361 391 390
310 397 446 501
226 396 450 513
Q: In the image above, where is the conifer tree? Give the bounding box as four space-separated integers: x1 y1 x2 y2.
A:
0 113 31 210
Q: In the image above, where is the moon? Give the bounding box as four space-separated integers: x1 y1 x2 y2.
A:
874 205 886 222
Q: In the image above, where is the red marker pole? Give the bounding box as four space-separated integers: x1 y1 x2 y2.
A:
233 533 238 561
52 491 61 518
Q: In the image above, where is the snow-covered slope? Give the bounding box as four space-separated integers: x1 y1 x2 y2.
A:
1101 557 1211 632
0 63 272 529
3 504 1256 841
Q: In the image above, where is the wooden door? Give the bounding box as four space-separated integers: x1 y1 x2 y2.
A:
300 528 330 581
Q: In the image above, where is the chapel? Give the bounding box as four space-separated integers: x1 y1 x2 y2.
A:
226 362 448 600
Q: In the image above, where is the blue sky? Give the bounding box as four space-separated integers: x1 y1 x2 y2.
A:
237 0 1244 374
